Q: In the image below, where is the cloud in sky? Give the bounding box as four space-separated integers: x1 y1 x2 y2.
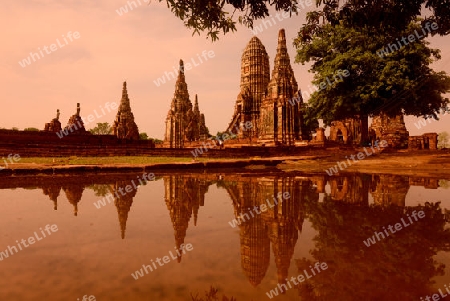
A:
1 0 449 138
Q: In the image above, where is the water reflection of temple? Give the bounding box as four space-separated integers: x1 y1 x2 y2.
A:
62 184 85 216
42 183 61 210
216 173 442 288
221 176 317 287
163 175 212 262
110 180 138 239
0 172 445 275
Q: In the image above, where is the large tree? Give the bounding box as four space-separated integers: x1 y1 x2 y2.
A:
158 0 450 40
293 0 450 129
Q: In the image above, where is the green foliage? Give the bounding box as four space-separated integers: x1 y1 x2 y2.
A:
89 184 111 197
139 132 149 140
160 0 449 40
89 122 111 135
158 0 299 41
23 127 39 131
294 1 450 125
302 105 320 139
438 131 449 149
11 127 19 131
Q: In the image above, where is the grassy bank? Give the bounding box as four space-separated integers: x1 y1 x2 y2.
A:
15 156 210 165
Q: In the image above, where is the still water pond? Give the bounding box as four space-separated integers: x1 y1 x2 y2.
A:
0 171 449 301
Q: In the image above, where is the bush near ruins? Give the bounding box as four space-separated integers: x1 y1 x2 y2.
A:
89 122 112 135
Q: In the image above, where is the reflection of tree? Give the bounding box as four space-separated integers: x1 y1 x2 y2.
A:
89 184 111 197
190 286 236 301
297 199 450 300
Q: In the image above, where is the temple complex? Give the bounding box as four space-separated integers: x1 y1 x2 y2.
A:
226 29 307 145
112 82 140 140
163 60 210 148
2 29 442 151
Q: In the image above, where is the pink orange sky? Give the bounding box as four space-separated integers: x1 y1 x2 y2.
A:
2 0 449 139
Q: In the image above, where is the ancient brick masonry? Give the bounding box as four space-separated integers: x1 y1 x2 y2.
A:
164 60 209 148
259 29 306 145
44 109 62 133
112 82 140 140
65 103 89 134
226 36 270 139
369 113 409 148
329 118 363 144
226 29 306 145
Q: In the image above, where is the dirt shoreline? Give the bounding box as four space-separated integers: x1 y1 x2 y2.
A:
0 150 449 178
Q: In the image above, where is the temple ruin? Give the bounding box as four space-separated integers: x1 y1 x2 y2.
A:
369 113 409 148
329 118 364 145
226 29 308 146
44 109 62 133
259 29 307 145
112 81 140 140
163 60 210 148
64 103 89 135
226 36 270 139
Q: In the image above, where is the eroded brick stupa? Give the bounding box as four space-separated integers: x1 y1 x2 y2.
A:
65 103 88 134
226 36 270 139
164 60 209 148
112 82 140 140
259 29 306 145
44 109 62 133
